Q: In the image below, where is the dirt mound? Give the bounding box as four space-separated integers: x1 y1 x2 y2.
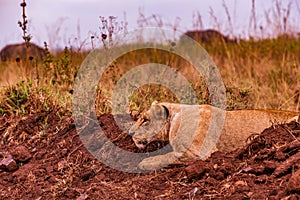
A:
0 112 299 199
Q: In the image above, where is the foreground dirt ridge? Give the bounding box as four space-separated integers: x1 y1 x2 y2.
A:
0 112 299 199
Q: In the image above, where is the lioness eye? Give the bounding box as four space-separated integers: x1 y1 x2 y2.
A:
143 118 149 123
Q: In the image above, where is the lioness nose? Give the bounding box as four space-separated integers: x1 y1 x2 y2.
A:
128 130 134 136
140 140 147 145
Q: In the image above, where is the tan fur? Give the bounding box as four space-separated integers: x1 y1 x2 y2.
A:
129 101 298 170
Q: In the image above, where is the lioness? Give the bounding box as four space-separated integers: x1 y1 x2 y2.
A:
129 101 298 170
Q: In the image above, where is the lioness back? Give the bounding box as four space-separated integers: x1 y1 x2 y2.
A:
218 109 298 152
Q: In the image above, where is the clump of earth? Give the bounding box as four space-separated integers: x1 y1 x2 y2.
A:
0 112 299 199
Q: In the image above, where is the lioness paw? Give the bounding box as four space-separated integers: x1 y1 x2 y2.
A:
138 156 168 171
138 153 179 171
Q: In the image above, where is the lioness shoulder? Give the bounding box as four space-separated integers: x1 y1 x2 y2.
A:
129 101 298 170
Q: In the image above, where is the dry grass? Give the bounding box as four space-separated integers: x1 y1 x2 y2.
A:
1 34 299 116
0 1 299 116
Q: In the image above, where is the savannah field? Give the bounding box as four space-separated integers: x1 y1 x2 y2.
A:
0 1 300 199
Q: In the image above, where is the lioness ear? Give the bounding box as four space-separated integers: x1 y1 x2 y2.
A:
150 105 169 120
151 100 159 106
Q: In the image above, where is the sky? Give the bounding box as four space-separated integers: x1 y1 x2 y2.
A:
0 0 299 51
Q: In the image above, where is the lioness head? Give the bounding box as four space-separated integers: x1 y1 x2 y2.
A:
129 101 170 149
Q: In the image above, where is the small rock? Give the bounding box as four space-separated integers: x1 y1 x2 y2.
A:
185 161 208 180
242 166 252 172
11 145 32 162
0 155 18 171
